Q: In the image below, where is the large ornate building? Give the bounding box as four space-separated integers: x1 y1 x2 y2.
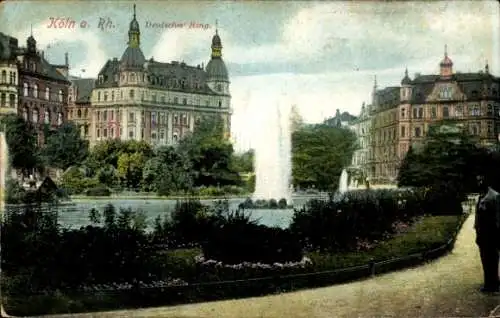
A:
90 5 231 147
351 47 500 184
16 34 70 144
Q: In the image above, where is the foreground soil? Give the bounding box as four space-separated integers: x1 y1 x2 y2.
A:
42 211 500 318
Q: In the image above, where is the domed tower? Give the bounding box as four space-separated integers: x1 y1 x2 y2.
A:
400 67 412 101
205 21 230 96
439 44 453 77
119 4 146 85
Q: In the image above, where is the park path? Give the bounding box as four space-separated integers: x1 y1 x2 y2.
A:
41 211 500 318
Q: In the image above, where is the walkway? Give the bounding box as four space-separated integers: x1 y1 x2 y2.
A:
43 212 500 317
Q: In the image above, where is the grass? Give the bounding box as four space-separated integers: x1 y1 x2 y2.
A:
70 194 251 201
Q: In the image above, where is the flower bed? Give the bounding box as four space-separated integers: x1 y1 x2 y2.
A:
194 254 313 270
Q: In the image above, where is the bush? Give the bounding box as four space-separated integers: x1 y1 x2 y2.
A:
202 209 303 264
85 185 111 197
278 198 288 209
290 188 430 252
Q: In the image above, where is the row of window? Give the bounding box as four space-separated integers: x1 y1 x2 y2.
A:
0 70 17 85
402 104 491 120
95 110 202 127
95 127 180 142
96 89 224 108
23 83 64 102
400 122 493 138
68 108 89 119
22 107 63 125
0 93 16 108
104 72 205 91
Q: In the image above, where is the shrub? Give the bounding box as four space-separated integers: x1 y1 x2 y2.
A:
278 198 288 209
202 209 303 264
290 188 430 252
85 185 111 197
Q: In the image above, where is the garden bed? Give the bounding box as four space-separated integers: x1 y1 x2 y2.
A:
2 213 467 316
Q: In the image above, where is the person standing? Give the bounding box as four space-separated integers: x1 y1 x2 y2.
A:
475 175 500 293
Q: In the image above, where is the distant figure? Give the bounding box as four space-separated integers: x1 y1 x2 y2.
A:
475 176 500 293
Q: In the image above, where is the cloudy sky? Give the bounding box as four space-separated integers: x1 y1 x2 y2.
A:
1 0 499 151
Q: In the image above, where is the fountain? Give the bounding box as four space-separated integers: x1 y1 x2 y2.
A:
338 168 349 194
252 100 292 206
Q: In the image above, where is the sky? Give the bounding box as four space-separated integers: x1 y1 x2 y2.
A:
1 0 499 152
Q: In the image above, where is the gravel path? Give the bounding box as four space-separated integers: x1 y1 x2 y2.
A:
38 211 500 318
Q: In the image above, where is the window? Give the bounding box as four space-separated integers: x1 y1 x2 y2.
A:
218 100 222 108
439 86 452 99
130 73 135 82
206 100 210 107
84 125 89 135
0 93 5 107
470 105 480 116
470 124 480 135
152 93 156 102
487 121 493 135
104 92 108 101
129 89 135 98
161 96 165 103
174 114 178 125
103 129 108 138
418 108 423 118
456 105 463 117
98 92 101 101
183 98 187 105
129 129 134 138
84 109 88 118
23 83 28 96
10 72 16 85
141 128 144 139
152 133 157 140
32 109 39 123
174 97 179 104
151 112 157 126
487 104 493 116
111 128 114 137
58 113 63 125
111 91 114 101
111 110 114 121
44 110 50 124
431 107 437 119
216 84 222 92
443 106 449 118
401 126 406 137
160 130 165 139
1 70 5 83
9 94 15 108
412 107 417 119
120 91 123 100
58 90 63 102
120 128 122 136
44 87 49 100
400 108 405 119
97 129 100 138
173 134 178 142
23 107 28 120
129 112 134 121
103 110 107 121
415 127 421 137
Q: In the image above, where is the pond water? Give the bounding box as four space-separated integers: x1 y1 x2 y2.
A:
19 195 327 230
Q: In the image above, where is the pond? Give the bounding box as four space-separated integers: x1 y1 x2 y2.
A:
13 195 327 230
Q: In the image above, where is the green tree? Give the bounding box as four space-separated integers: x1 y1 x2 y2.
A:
142 146 194 195
178 115 240 187
231 149 254 173
0 114 40 173
292 124 357 191
41 122 89 170
397 120 483 195
117 152 146 190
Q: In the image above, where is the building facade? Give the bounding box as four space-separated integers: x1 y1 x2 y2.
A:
90 6 231 147
349 102 372 178
16 34 70 144
0 33 20 119
353 48 500 184
67 76 95 140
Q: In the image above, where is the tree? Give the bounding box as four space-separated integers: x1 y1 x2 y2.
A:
117 152 146 190
142 146 194 195
41 122 89 170
178 115 240 187
292 124 357 191
231 149 254 173
397 120 484 196
0 114 40 173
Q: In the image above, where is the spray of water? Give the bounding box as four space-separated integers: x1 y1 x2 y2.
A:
338 168 349 194
252 100 293 204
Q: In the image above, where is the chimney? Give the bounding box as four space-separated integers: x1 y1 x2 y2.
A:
41 50 44 59
65 52 69 67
